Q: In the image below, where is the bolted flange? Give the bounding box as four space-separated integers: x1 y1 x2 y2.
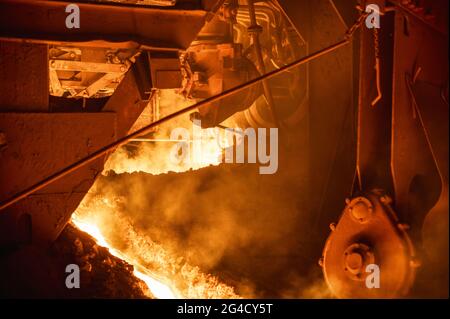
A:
347 196 374 223
343 243 375 281
322 190 417 298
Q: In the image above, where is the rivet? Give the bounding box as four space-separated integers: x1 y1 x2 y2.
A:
329 223 336 231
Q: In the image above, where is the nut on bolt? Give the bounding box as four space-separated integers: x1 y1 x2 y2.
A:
318 257 324 267
379 195 392 204
347 197 374 223
343 243 375 281
410 257 421 268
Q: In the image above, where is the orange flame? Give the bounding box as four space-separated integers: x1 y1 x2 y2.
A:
72 200 239 299
71 90 240 299
71 216 179 299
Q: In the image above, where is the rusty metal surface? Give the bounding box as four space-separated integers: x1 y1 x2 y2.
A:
0 42 49 111
412 79 449 268
233 1 308 129
322 191 417 298
355 6 395 195
391 8 447 235
246 0 279 128
388 0 448 35
0 112 117 244
305 0 357 236
0 0 212 50
409 67 449 298
319 1 449 298
0 51 151 245
51 46 132 98
148 52 182 89
103 52 152 136
180 5 264 128
49 46 137 98
183 42 262 128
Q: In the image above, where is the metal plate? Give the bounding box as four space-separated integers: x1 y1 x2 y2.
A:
0 112 117 244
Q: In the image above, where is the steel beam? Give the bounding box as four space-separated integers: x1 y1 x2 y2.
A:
0 0 215 50
0 42 49 111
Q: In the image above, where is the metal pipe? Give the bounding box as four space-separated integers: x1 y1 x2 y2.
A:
247 0 280 128
0 37 351 212
0 0 208 50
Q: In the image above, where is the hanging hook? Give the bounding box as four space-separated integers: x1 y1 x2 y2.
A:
371 28 382 107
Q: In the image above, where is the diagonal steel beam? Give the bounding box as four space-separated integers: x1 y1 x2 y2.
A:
0 37 352 212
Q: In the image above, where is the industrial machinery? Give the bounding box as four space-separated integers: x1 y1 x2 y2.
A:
0 0 448 298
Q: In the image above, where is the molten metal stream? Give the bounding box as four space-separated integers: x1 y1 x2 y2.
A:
71 216 178 299
70 104 241 299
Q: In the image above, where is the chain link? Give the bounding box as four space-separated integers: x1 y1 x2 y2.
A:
373 28 380 58
371 22 382 106
345 11 370 40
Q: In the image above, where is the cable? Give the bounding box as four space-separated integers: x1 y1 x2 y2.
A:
0 12 368 212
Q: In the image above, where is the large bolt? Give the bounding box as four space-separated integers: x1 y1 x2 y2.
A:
351 200 373 222
343 243 375 281
380 195 392 204
410 257 422 268
329 223 336 231
345 252 364 275
318 257 324 267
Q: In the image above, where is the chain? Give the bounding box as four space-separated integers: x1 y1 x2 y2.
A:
345 11 370 40
371 27 382 106
373 28 380 59
343 10 383 106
